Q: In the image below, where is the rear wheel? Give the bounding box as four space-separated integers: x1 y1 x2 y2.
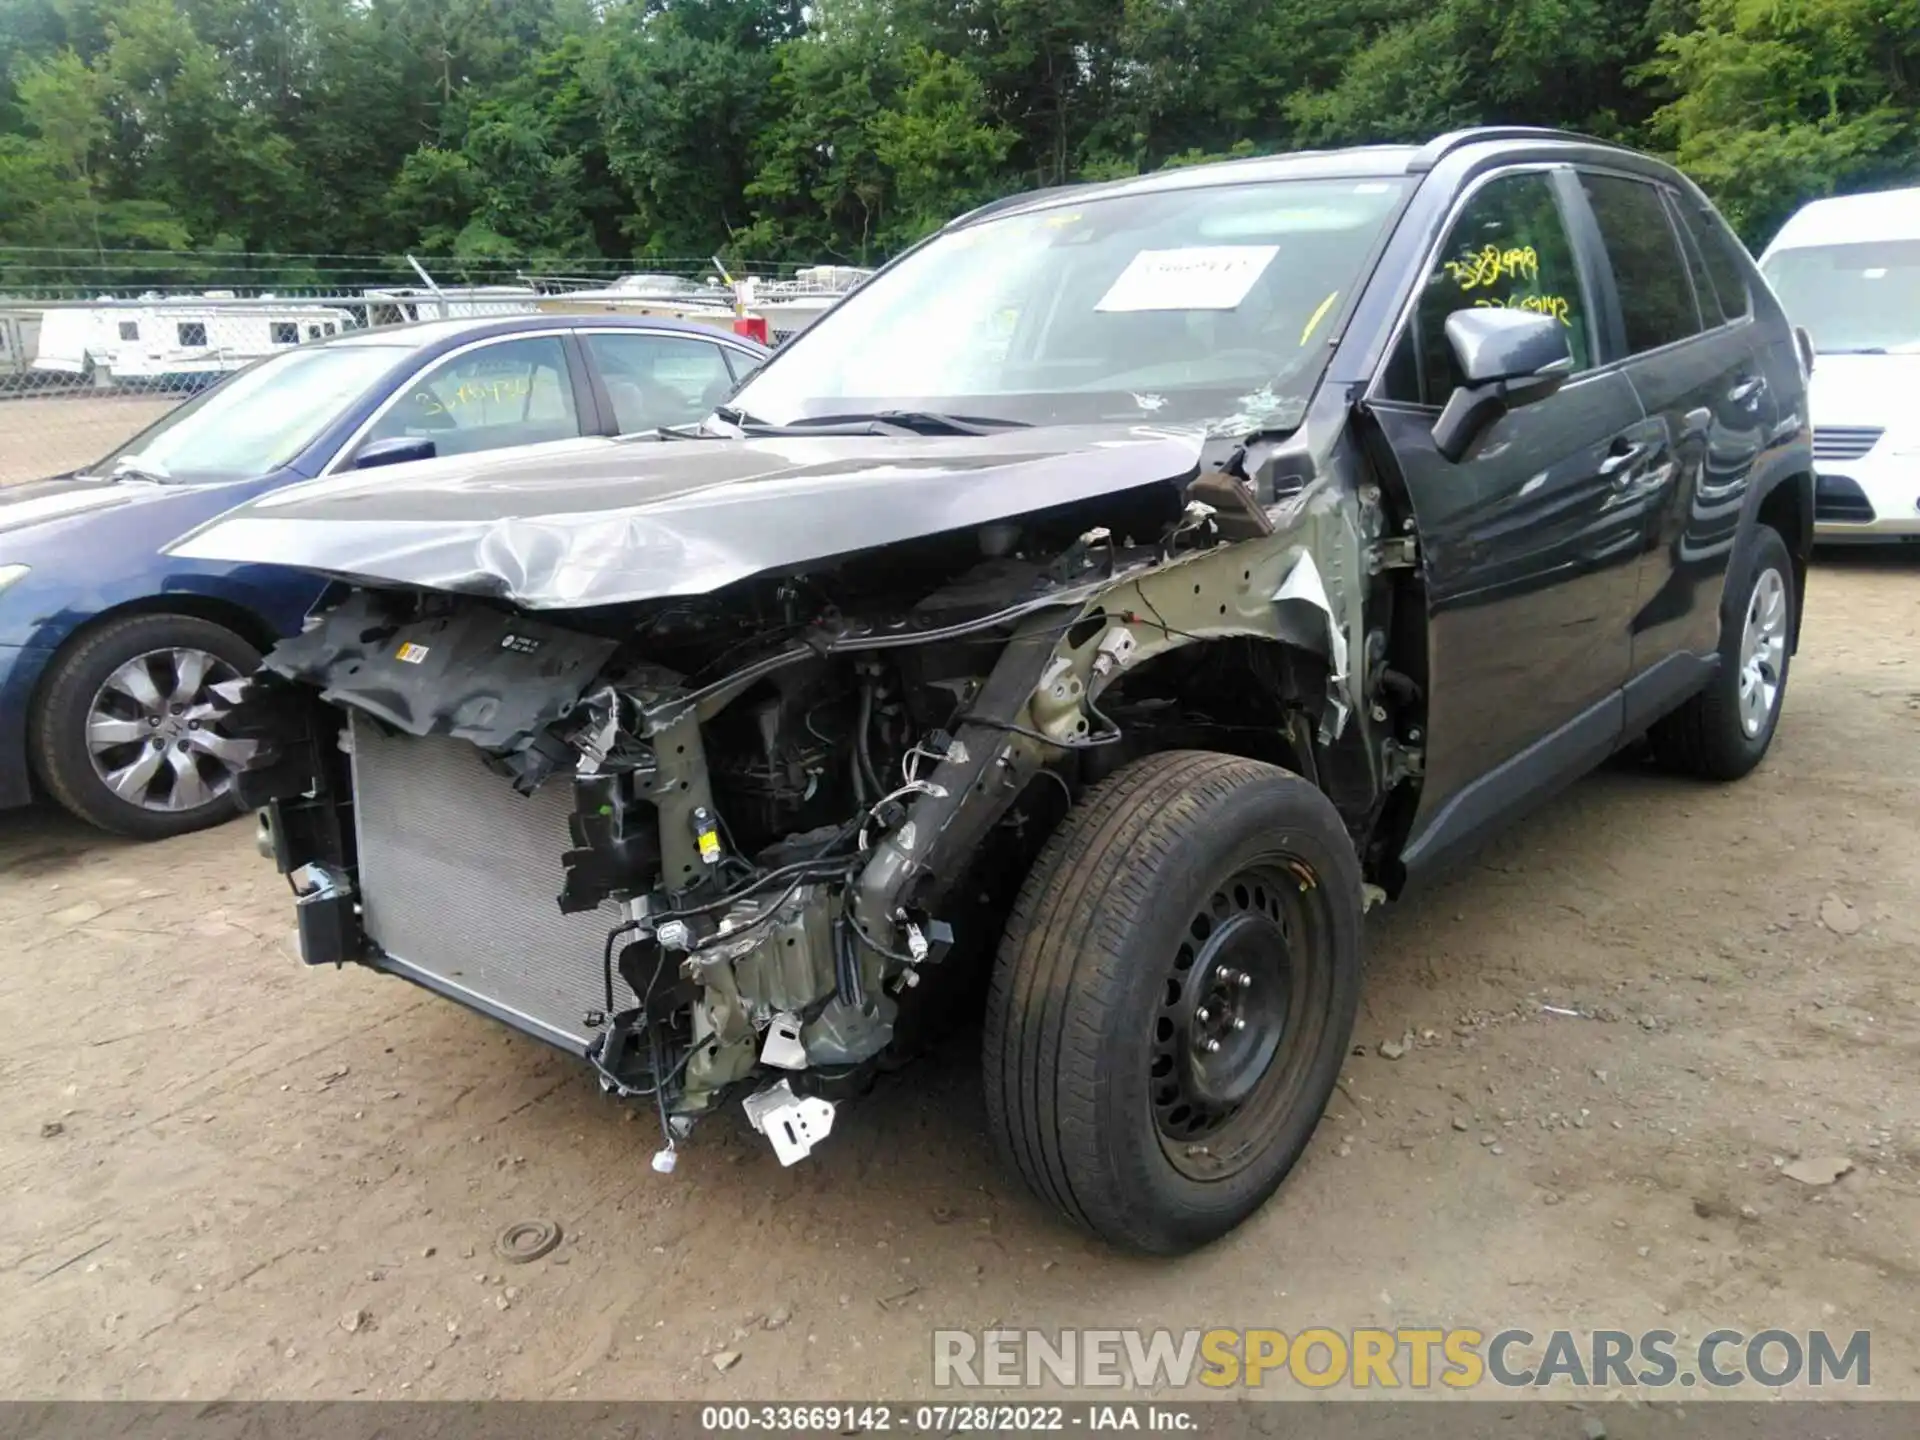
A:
30 613 261 839
1651 524 1794 780
983 751 1362 1254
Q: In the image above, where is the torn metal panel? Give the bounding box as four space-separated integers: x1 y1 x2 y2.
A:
1272 548 1354 739
165 426 1210 609
1273 550 1349 682
850 475 1371 935
265 588 617 755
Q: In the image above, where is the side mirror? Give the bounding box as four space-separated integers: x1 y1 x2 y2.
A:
1431 309 1574 463
350 435 436 470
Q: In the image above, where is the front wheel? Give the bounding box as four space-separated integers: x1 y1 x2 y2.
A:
982 751 1362 1254
1652 524 1795 780
30 613 261 839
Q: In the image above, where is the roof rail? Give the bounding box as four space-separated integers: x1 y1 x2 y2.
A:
1406 126 1627 173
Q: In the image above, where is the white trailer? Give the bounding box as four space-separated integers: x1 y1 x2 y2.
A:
31 298 356 387
0 310 42 383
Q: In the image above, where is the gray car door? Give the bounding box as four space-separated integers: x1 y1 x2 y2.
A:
1367 168 1648 868
1571 170 1776 728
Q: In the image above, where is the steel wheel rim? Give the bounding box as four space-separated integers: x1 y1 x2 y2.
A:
1150 855 1333 1182
84 647 254 813
1738 567 1787 739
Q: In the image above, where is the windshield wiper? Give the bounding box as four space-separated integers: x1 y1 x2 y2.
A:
797 410 1031 435
716 407 1031 438
105 461 173 484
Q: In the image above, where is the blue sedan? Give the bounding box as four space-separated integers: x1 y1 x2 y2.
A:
0 313 768 837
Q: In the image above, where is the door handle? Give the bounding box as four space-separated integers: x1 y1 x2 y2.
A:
1599 440 1649 481
1729 375 1768 406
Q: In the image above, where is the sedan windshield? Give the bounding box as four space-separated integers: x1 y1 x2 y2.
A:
92 344 404 482
1762 240 1920 353
729 176 1411 433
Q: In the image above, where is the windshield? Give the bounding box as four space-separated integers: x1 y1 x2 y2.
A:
1762 240 1920 353
92 344 404 482
729 176 1411 433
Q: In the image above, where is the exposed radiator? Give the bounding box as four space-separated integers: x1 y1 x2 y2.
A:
350 717 638 1050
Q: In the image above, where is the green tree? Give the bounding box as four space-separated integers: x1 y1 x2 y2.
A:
1 0 1914 279
1643 0 1920 244
0 46 191 255
870 46 1015 247
589 0 800 256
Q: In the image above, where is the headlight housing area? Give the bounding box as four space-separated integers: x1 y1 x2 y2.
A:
0 564 29 595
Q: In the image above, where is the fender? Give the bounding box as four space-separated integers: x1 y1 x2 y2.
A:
1724 405 1814 652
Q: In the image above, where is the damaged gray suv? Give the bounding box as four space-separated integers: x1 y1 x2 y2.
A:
175 128 1813 1253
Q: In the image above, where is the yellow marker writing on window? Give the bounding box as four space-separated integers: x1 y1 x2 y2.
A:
1446 245 1541 291
1300 290 1339 347
1471 292 1572 326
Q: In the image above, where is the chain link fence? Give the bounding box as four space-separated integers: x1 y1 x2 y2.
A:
0 251 869 485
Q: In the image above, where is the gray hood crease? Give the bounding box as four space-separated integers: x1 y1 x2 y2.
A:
165 426 1210 609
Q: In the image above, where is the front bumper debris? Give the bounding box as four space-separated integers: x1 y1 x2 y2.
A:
741 1078 837 1166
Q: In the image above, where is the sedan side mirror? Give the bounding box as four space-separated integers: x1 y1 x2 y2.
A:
351 435 436 470
1431 309 1574 462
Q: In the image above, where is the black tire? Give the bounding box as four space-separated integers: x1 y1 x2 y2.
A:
30 612 261 840
1651 524 1794 781
983 750 1363 1254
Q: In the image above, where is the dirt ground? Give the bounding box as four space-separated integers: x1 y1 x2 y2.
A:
1 550 1916 1404
0 392 180 484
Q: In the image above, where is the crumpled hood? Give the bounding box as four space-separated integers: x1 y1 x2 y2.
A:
166 425 1208 608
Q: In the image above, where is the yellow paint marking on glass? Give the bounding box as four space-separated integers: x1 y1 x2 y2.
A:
1445 244 1541 291
1471 292 1572 326
1299 290 1339 346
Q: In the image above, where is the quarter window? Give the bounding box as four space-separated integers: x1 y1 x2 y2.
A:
361 336 581 459
1384 172 1591 407
1581 173 1702 354
1679 207 1752 321
1666 194 1724 326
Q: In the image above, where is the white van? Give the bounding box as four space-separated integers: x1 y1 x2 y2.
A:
1760 187 1920 538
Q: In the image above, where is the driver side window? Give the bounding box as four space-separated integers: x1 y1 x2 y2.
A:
363 336 580 459
1383 172 1592 406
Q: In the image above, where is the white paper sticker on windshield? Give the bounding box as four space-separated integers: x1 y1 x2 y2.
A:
1095 245 1279 312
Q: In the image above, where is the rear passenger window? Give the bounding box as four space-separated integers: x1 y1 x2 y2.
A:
584 332 738 432
1680 207 1752 321
1384 172 1592 406
1581 173 1702 353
